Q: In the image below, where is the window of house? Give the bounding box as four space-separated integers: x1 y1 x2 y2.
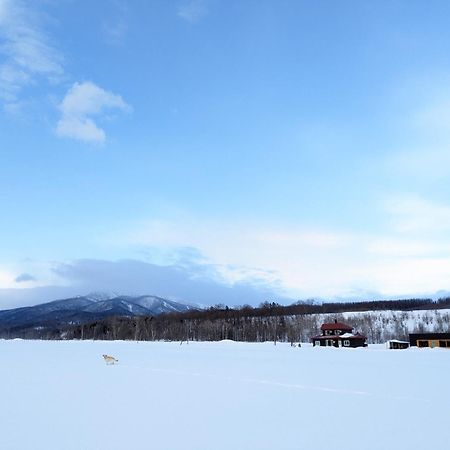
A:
343 340 350 346
315 341 321 346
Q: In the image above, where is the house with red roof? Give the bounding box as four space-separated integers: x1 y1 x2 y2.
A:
311 319 367 348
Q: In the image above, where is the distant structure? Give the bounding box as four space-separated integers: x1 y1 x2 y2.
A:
311 320 367 348
386 339 409 350
409 333 450 348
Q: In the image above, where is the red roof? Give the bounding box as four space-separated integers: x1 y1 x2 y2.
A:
321 322 353 331
311 335 339 340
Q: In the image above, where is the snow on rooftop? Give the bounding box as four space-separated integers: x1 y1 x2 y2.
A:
340 332 356 338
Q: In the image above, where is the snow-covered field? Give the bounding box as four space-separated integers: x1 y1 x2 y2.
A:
0 340 448 450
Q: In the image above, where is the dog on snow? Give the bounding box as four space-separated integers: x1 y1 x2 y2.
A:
102 354 119 365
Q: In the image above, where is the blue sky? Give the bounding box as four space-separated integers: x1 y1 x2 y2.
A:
2 0 450 307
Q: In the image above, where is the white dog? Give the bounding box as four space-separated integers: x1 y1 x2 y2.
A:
102 354 119 365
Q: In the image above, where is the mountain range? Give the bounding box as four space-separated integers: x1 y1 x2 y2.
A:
0 293 196 333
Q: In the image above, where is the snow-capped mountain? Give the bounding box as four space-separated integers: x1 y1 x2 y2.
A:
0 294 197 331
84 291 120 302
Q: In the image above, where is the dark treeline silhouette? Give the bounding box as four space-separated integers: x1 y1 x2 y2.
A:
3 296 450 343
64 314 317 343
254 296 450 316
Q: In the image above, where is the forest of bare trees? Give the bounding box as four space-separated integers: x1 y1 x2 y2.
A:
3 298 450 343
58 306 450 344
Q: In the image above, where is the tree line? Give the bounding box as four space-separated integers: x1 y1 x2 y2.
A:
62 308 450 344
2 297 450 342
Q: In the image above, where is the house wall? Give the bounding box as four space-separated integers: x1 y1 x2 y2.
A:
416 339 450 348
313 338 366 347
410 333 450 347
347 338 366 348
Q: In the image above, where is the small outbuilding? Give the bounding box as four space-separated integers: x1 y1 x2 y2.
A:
311 320 367 348
386 339 409 350
409 333 450 348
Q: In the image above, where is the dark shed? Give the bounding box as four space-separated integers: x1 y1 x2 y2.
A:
386 340 409 350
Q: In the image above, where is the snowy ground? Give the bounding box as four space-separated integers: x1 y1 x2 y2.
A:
0 340 448 450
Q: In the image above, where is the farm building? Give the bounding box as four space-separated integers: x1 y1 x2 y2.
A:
311 320 367 348
409 333 450 348
386 340 409 350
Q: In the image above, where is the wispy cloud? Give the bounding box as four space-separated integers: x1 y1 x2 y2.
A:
50 257 287 306
56 81 131 144
413 98 450 135
389 146 450 180
102 19 128 45
0 1 131 142
385 195 450 233
366 237 442 258
102 211 450 299
0 0 63 110
101 0 129 45
5 215 450 306
367 257 450 298
387 88 450 179
177 0 209 23
0 267 15 289
14 272 36 283
113 218 364 297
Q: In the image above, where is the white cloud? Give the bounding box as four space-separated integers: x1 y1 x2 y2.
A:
368 257 450 297
111 218 364 297
413 98 450 134
0 260 60 290
0 268 15 289
101 1 129 45
5 211 450 303
385 195 450 233
0 0 63 108
366 237 442 257
102 19 128 45
0 0 7 20
178 0 209 23
389 146 450 179
56 81 131 144
99 210 450 299
387 89 450 179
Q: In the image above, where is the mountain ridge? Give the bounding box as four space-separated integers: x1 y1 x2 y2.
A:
0 294 197 332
